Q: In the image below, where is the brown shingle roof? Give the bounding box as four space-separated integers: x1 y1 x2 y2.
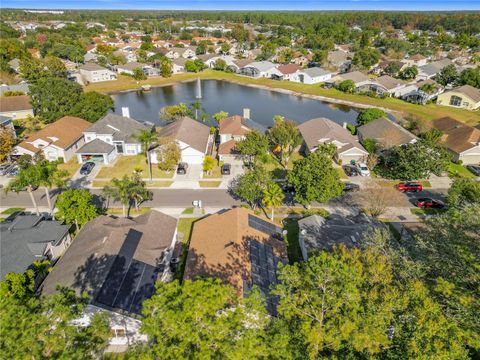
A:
433 117 480 154
277 63 301 75
451 85 480 103
219 115 249 136
158 117 210 153
218 139 238 155
16 116 91 153
184 208 287 297
0 95 32 112
375 75 406 90
298 117 367 155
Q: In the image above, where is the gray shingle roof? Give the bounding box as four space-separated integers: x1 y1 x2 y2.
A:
158 117 210 153
85 114 149 143
1 215 70 280
357 117 417 147
301 67 331 77
244 61 276 72
40 211 177 314
76 138 115 154
80 62 109 72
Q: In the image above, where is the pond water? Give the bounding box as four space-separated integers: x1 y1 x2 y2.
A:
111 79 360 127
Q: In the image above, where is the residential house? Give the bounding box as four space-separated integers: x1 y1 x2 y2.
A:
40 211 178 349
369 75 408 97
432 117 480 164
0 95 34 119
401 79 444 104
325 71 371 90
274 64 302 81
298 214 385 261
184 207 288 314
240 61 282 78
152 116 212 165
218 113 267 163
403 54 428 67
116 62 159 77
8 58 21 73
0 83 30 96
298 117 368 163
357 117 417 149
76 112 149 164
292 52 313 67
436 85 480 111
0 115 15 138
172 58 187 74
79 63 117 84
416 58 453 81
291 67 332 84
327 50 352 72
164 47 196 60
1 214 71 280
13 116 91 162
113 49 137 63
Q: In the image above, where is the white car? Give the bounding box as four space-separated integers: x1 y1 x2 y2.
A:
356 162 370 177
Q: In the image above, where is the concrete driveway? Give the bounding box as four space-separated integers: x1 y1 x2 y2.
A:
69 163 102 189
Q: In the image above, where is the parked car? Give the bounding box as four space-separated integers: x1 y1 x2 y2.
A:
415 198 445 209
79 162 95 175
355 162 370 177
466 164 480 176
343 182 360 192
221 163 231 175
177 162 188 175
395 181 423 192
6 165 18 177
0 163 13 176
343 165 359 177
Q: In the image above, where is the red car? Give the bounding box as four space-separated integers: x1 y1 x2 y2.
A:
416 198 445 209
395 181 423 192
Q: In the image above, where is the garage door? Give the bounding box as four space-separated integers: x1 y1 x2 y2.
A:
181 154 204 164
81 154 105 163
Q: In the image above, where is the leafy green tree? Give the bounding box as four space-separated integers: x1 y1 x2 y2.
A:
262 181 284 219
0 270 111 359
102 176 133 218
160 102 192 121
312 50 327 65
55 188 99 231
135 129 157 181
399 65 418 80
140 279 270 359
273 245 469 359
29 77 83 123
384 61 401 76
352 48 380 69
446 178 480 208
356 108 386 126
220 43 230 54
212 111 229 123
337 79 356 93
0 125 15 163
160 58 173 77
236 130 270 165
129 173 153 211
132 67 147 80
277 48 295 64
195 41 208 55
6 162 42 215
268 116 301 167
458 66 480 88
419 82 438 94
203 155 216 175
36 160 68 215
156 137 181 172
436 64 458 86
286 148 344 205
213 58 227 71
360 138 377 154
378 141 451 180
69 92 114 123
231 166 271 209
419 127 443 145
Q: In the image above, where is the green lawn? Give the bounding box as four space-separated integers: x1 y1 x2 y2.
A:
410 208 447 216
175 217 201 280
1 207 26 215
263 152 303 179
58 159 81 179
85 70 480 127
106 207 151 216
199 180 222 188
92 180 173 188
447 162 476 179
283 218 303 264
96 155 174 179
182 207 194 215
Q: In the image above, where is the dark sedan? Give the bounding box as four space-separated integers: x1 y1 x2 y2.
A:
79 162 96 175
415 198 445 209
343 165 359 177
466 164 480 176
343 182 360 192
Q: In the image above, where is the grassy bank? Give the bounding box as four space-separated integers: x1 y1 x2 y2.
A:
85 70 480 126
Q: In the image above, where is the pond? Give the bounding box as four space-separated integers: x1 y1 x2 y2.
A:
111 79 360 127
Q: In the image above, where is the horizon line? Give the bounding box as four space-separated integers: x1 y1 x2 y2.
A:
4 8 480 12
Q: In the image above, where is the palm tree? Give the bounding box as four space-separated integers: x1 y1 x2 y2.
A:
136 129 157 181
262 182 284 220
6 164 41 216
190 100 205 121
102 176 133 218
38 161 68 218
130 174 153 211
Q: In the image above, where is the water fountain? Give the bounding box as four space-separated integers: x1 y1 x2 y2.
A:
195 78 202 99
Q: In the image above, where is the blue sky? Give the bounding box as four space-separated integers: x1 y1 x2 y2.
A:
2 0 480 10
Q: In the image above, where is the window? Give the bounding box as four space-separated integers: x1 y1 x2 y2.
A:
450 95 462 107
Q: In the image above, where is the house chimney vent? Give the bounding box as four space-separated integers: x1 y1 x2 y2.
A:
343 122 348 129
243 108 250 119
121 107 130 118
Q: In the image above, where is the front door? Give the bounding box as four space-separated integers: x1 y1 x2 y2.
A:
114 142 124 154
